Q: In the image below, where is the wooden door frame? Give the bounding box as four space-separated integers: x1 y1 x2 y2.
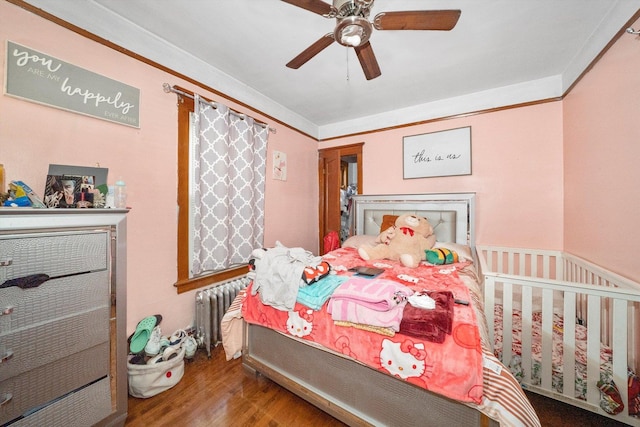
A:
318 143 363 254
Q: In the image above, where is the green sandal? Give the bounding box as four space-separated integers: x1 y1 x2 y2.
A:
129 315 159 354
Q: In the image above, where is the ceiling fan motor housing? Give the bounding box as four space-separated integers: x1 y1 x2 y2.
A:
333 0 373 17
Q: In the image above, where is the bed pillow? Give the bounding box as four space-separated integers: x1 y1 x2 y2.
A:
433 241 474 262
380 215 398 233
341 234 377 248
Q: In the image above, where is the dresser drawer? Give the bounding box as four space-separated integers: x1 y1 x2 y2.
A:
0 230 109 283
0 343 109 425
0 307 109 382
10 376 112 427
0 270 109 333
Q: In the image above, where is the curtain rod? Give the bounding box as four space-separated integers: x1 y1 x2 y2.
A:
162 83 275 133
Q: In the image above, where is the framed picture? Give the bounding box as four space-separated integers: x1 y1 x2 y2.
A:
273 150 287 181
44 175 94 208
403 127 471 179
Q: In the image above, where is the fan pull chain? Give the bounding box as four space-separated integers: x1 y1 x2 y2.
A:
346 47 350 82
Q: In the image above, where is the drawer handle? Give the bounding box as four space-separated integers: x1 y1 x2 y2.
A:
0 259 12 267
0 393 12 406
0 350 13 364
0 306 13 316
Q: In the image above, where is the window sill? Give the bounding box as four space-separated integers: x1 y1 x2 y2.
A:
174 265 248 294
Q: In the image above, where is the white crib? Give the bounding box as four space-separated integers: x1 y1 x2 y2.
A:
477 246 640 426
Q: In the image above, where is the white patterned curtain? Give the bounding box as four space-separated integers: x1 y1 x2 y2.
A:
191 94 268 275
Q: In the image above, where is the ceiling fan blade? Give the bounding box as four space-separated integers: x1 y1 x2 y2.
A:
281 0 333 16
354 42 381 80
373 10 461 31
286 33 335 69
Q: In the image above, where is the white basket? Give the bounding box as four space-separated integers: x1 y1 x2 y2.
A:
127 347 185 398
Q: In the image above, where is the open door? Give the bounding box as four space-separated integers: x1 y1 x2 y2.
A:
318 143 363 254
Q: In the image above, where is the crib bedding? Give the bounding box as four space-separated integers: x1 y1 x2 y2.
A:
493 305 640 417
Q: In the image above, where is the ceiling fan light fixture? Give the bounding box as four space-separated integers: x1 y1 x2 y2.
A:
340 24 362 46
342 32 361 47
333 0 373 17
334 16 371 47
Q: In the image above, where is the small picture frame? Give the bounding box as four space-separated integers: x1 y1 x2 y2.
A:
44 175 94 208
273 150 287 181
74 190 94 208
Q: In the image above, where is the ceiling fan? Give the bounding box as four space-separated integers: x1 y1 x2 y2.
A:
282 0 461 80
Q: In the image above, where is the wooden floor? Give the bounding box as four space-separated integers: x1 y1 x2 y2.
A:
125 346 630 427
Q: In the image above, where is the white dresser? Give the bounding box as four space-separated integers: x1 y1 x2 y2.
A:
0 209 128 426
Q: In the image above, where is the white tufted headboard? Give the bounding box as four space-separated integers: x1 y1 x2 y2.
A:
350 193 476 247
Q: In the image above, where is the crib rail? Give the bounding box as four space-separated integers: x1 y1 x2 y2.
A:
563 252 640 375
477 246 640 426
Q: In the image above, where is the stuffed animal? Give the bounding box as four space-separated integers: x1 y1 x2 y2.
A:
358 214 436 268
426 247 459 265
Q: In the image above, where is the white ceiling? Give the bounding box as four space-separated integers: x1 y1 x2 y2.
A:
20 0 640 139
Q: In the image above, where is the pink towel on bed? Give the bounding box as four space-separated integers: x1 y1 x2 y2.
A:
327 277 412 332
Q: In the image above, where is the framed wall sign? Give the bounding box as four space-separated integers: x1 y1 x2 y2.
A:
403 127 471 179
5 41 140 128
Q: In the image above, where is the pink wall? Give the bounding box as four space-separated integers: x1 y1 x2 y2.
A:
563 20 640 282
0 2 318 336
319 102 565 249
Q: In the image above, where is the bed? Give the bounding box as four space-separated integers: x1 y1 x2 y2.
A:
241 193 540 427
477 246 640 426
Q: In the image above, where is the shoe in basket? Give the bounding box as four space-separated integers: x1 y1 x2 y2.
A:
183 336 198 359
144 326 163 357
168 329 187 349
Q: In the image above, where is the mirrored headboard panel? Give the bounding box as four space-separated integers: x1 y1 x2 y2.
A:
350 193 476 247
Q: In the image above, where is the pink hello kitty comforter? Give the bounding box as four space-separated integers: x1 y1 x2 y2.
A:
242 246 484 404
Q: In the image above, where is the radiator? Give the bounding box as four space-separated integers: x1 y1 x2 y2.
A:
195 276 250 358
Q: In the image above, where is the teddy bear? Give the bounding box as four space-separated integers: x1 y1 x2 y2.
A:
358 213 436 268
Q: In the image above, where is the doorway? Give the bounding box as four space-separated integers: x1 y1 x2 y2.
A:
318 143 363 254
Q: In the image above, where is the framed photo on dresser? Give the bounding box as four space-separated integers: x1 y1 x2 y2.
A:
44 174 94 208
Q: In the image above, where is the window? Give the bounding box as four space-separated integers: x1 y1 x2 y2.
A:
174 91 268 293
